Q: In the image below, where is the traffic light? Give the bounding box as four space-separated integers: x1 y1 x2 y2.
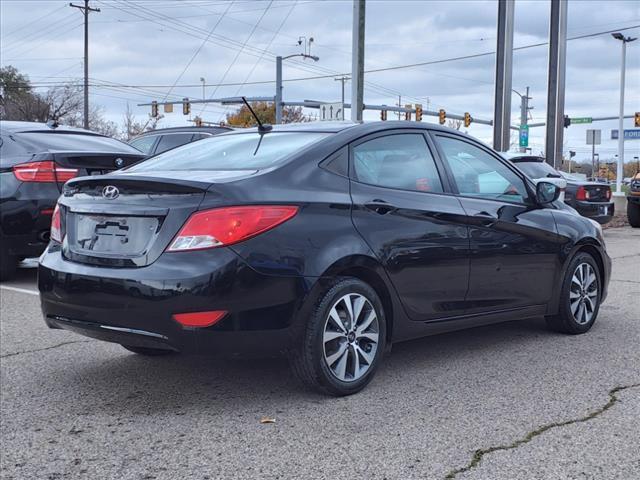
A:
464 112 472 128
563 115 571 128
151 101 158 118
635 111 640 128
404 104 412 121
438 109 446 125
183 98 191 115
415 104 423 122
194 116 203 127
380 109 387 121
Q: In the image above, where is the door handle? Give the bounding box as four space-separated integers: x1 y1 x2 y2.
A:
364 199 397 215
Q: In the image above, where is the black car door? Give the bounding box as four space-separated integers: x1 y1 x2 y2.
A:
349 130 470 321
431 132 562 315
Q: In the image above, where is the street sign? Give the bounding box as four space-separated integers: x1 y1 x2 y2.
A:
319 102 343 121
571 117 592 124
519 125 529 147
611 129 640 140
586 129 601 145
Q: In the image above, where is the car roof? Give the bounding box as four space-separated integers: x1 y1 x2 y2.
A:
228 120 474 135
134 125 234 137
0 121 103 136
501 152 546 163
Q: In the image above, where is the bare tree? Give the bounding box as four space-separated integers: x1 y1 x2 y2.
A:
121 103 162 140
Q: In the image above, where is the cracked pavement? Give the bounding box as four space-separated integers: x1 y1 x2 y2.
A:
1 228 639 480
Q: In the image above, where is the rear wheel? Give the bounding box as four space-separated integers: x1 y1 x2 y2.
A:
546 252 601 334
289 278 386 396
121 345 175 356
628 200 640 228
0 249 18 281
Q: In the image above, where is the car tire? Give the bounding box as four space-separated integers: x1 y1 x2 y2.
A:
627 200 640 228
121 345 175 356
289 277 387 396
0 249 18 281
546 252 601 335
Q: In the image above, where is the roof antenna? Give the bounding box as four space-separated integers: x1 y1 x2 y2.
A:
241 96 272 133
46 119 59 129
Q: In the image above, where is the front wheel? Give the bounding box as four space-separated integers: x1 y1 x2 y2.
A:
628 200 640 228
546 252 601 334
289 278 387 396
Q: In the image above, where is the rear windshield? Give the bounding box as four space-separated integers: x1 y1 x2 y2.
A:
515 161 561 179
127 132 329 171
14 132 139 154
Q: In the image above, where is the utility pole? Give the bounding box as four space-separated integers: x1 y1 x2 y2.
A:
334 76 349 120
518 86 531 153
70 0 100 130
493 0 514 152
397 95 401 120
350 0 365 122
611 33 637 195
544 0 568 168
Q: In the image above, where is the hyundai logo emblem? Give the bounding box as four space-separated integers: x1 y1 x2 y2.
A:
102 185 120 199
114 157 125 168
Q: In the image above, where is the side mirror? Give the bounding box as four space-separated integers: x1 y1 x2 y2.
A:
536 181 561 204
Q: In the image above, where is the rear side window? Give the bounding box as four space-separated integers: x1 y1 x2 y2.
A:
436 136 528 203
154 133 195 154
127 132 329 171
129 135 158 155
352 134 443 193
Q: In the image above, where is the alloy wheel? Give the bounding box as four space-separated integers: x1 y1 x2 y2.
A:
322 293 380 382
569 262 598 325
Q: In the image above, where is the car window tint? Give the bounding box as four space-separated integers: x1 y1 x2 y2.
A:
129 135 158 155
437 136 528 203
352 134 443 193
154 133 195 154
515 161 561 179
127 132 329 171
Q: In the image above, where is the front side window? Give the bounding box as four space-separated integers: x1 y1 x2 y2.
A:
436 136 528 203
127 132 329 171
352 134 443 193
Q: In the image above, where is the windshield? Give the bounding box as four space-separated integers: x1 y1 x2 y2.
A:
515 161 560 179
127 132 329 171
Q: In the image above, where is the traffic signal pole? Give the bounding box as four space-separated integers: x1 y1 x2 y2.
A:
350 0 365 122
492 0 514 151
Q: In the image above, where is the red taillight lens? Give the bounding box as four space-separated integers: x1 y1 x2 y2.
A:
575 186 590 201
50 204 62 243
605 188 611 200
12 161 78 183
172 310 227 328
167 205 298 252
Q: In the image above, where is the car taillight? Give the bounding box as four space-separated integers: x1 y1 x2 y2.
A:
50 204 62 243
575 186 590 201
167 205 299 252
605 188 611 200
12 161 78 183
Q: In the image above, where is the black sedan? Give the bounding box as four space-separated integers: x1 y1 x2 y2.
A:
128 125 232 157
627 172 640 227
38 122 611 396
507 155 614 224
0 121 146 279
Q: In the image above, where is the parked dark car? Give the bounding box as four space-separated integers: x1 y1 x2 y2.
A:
507 155 614 224
0 121 146 279
128 125 232 156
627 172 640 227
39 122 610 396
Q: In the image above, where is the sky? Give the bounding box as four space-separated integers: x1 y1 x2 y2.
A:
1 0 639 164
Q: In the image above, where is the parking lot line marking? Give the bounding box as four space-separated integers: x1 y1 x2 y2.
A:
0 285 39 296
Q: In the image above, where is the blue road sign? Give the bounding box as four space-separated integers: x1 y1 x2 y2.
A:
519 125 529 147
611 129 640 140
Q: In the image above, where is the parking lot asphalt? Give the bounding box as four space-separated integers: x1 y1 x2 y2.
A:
1 228 638 480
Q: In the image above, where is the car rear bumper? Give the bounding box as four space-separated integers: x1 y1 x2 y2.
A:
572 200 614 224
39 247 312 357
627 193 640 205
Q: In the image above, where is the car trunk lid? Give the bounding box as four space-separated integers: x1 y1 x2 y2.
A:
58 170 257 267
